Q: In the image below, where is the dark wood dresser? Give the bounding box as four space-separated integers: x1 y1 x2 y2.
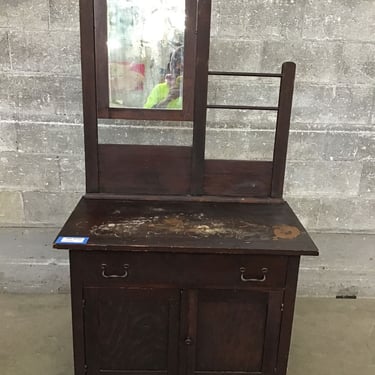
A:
55 198 317 375
54 1 318 374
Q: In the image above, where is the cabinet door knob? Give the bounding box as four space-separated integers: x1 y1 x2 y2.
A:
101 264 129 279
240 267 268 282
184 337 193 345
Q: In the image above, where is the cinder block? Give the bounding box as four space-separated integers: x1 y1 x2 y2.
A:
0 2 8 27
7 75 82 117
298 267 375 297
285 161 362 197
9 30 80 74
49 0 80 31
289 129 370 162
17 122 84 155
359 162 375 196
209 39 262 72
23 192 82 225
358 133 375 161
0 261 70 293
208 77 279 108
285 197 321 231
8 75 66 116
205 129 275 160
0 191 24 224
292 83 373 124
317 198 375 232
21 0 49 30
0 31 10 71
60 156 85 192
0 0 49 30
341 43 375 84
0 152 60 191
288 131 326 161
210 1 220 37
61 76 83 115
245 0 305 41
299 232 375 296
0 74 14 115
303 0 375 42
321 132 360 161
206 108 277 129
261 40 343 83
212 0 249 39
0 122 17 152
215 0 304 40
98 124 193 146
0 228 70 292
304 233 375 271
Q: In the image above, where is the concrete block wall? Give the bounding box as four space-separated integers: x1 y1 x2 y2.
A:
0 0 83 226
0 0 374 233
208 0 375 233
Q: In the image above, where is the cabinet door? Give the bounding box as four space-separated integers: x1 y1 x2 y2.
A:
84 287 180 375
181 289 283 375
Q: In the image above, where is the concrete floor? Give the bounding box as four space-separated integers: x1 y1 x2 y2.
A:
0 295 374 375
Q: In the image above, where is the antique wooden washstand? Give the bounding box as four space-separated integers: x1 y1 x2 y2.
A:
54 1 318 374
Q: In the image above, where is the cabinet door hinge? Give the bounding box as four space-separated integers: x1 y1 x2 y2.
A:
84 364 88 374
281 303 284 312
82 298 86 309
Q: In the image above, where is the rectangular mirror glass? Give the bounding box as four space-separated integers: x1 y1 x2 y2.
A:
107 0 185 110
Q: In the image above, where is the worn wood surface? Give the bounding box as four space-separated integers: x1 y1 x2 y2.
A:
204 160 273 197
190 0 212 195
84 287 179 374
75 251 288 289
93 0 109 117
80 0 99 192
276 257 301 374
98 145 192 195
193 289 281 374
271 62 296 198
54 198 318 255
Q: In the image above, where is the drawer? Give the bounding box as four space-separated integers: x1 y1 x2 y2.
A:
77 252 288 288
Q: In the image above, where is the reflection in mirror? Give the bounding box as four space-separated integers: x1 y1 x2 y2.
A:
107 0 185 110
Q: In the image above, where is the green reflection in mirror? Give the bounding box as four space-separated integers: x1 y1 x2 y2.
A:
107 0 185 110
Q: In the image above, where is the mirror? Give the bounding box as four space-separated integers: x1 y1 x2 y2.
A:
107 0 186 110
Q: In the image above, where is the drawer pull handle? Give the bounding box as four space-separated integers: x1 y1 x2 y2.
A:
101 264 129 279
240 267 268 282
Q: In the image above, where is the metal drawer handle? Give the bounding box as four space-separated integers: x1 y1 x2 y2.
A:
101 263 129 279
240 267 268 282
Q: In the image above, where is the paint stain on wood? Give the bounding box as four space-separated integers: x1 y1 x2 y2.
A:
90 212 274 241
272 225 301 240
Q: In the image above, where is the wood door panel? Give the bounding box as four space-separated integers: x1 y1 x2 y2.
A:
98 295 168 369
84 287 179 375
196 296 266 371
187 290 283 375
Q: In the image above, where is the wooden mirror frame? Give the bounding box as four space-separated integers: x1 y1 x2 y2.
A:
80 0 295 200
93 0 197 121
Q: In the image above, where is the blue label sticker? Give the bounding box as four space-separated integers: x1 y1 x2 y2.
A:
56 236 89 245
